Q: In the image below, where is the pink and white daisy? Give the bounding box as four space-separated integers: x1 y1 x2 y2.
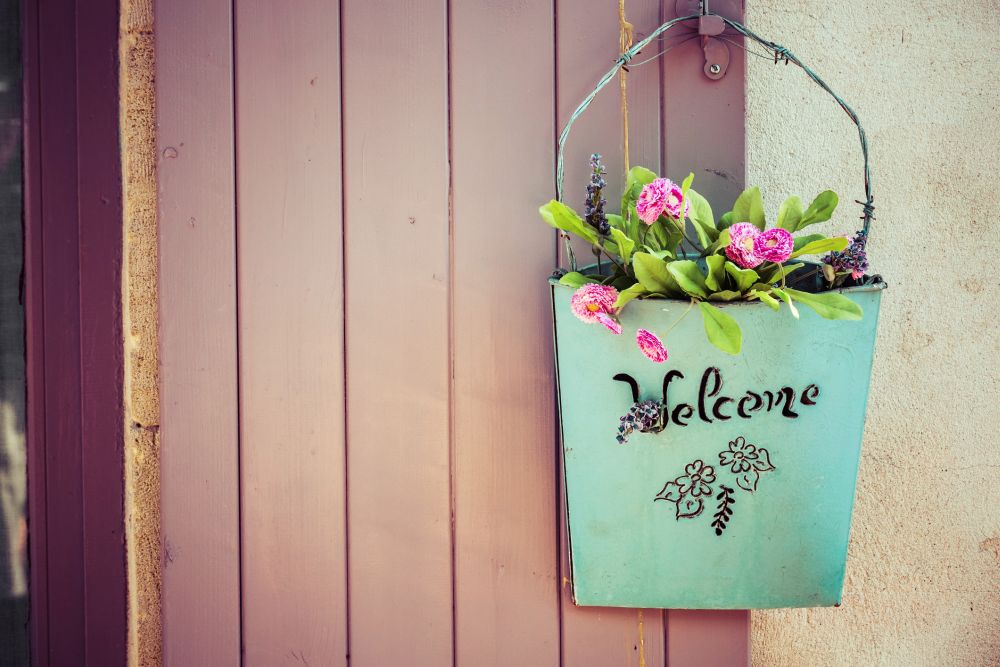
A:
636 328 669 363
569 284 619 324
636 178 687 225
754 228 794 264
725 222 763 269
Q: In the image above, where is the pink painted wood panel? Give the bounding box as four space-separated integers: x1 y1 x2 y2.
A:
556 2 668 665
663 2 751 664
234 2 348 665
156 1 754 663
556 0 663 269
667 610 750 667
342 1 453 664
156 0 241 664
450 1 561 665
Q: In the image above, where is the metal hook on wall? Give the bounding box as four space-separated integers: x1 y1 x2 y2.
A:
675 0 740 80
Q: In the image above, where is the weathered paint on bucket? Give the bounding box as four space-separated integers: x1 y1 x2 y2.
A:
551 278 885 609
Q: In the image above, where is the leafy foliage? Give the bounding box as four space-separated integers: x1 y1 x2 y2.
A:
542 167 870 355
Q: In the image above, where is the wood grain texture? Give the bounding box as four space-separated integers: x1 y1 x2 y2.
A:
235 2 347 665
450 1 561 665
342 1 453 664
556 2 668 664
663 3 750 664
23 0 128 662
662 4 747 209
666 609 750 667
556 0 662 268
156 0 241 663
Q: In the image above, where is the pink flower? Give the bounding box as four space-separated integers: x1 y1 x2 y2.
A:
636 328 669 363
725 222 763 269
754 228 793 264
570 284 619 324
636 178 687 225
596 312 623 335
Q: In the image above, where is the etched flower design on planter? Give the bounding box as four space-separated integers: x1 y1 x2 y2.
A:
653 437 778 534
677 460 716 498
718 436 775 493
654 459 715 520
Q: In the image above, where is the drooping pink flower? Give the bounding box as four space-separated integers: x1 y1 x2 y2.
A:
636 328 669 363
754 228 794 264
570 284 619 324
596 312 623 335
725 222 763 269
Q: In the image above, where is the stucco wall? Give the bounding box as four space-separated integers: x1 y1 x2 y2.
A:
746 2 1000 665
120 0 161 664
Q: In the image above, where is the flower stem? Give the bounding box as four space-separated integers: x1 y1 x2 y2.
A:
661 299 697 337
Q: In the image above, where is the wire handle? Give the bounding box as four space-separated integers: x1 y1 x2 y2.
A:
556 13 875 234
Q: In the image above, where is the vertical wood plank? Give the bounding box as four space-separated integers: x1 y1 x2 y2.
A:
662 4 747 209
556 1 667 664
556 0 662 268
450 1 561 665
666 610 750 667
33 1 85 661
235 2 347 665
342 2 453 664
156 0 241 663
663 3 751 664
77 0 129 660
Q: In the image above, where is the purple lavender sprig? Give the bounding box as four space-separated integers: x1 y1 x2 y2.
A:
585 153 611 236
823 230 870 280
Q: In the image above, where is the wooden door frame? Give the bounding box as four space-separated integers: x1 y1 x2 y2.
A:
21 0 128 663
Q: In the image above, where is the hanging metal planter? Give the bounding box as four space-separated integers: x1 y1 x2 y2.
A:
550 11 886 609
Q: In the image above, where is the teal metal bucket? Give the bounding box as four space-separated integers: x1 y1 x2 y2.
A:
551 278 885 609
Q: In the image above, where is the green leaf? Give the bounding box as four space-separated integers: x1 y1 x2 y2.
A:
708 290 742 302
645 248 675 260
679 172 695 219
718 211 734 230
686 189 719 248
666 260 709 298
797 190 839 230
633 252 681 295
705 255 726 291
750 289 781 311
706 227 732 256
622 166 658 240
609 228 635 266
792 233 826 252
606 213 625 230
626 166 657 191
784 288 863 320
724 262 760 293
776 196 804 232
771 288 800 319
539 200 599 245
649 221 683 257
614 283 648 310
699 302 742 355
731 186 766 230
760 262 805 284
790 236 848 258
557 271 598 288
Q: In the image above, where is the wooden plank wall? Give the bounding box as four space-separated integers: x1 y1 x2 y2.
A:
157 0 749 665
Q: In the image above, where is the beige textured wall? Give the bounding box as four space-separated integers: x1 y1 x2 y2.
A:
746 2 1000 665
120 0 161 664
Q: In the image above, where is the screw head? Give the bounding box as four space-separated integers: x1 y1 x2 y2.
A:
709 63 722 75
